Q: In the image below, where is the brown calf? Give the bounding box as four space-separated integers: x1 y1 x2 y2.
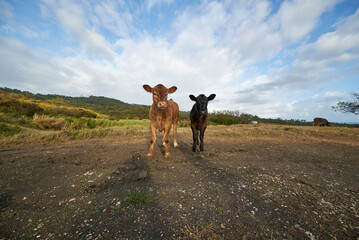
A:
143 84 179 157
313 117 330 126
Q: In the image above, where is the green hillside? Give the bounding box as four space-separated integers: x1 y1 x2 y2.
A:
0 87 150 120
0 87 156 143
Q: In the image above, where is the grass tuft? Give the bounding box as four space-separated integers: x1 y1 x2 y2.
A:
123 191 149 206
179 222 224 240
33 113 68 130
0 123 22 136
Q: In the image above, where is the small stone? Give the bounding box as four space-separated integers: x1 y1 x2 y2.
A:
137 170 147 180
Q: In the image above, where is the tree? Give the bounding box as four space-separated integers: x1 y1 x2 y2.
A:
332 93 359 115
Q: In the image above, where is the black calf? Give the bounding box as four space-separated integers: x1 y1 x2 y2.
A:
189 94 216 152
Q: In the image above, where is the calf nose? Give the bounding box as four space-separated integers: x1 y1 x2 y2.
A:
158 101 167 108
200 110 206 115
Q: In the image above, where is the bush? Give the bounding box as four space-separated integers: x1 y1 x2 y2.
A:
0 123 22 136
48 107 97 118
33 114 68 130
209 111 254 125
0 99 44 117
0 112 8 122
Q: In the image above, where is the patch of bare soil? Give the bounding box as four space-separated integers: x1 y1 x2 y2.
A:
0 132 358 239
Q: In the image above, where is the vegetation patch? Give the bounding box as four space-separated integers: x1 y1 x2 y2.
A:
179 222 223 240
208 187 224 194
123 191 149 206
33 113 68 130
0 123 22 136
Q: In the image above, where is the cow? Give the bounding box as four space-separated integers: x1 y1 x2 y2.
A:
143 84 179 157
189 94 216 152
313 117 331 126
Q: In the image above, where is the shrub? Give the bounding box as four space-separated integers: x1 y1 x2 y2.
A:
0 123 22 136
0 98 44 117
0 112 8 122
33 114 68 130
209 111 254 125
68 117 88 130
49 107 97 118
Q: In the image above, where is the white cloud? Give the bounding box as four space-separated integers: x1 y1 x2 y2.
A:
277 0 340 42
41 0 115 60
1 0 358 123
295 8 359 70
228 3 358 120
147 0 173 12
0 37 75 94
0 0 14 22
238 75 271 91
0 0 39 38
93 0 133 37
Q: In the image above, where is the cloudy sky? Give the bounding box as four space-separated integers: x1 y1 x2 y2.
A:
1 0 359 123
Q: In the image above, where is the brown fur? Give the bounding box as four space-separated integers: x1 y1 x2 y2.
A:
143 84 179 157
313 117 330 126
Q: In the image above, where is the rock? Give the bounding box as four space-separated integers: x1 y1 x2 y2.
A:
123 169 148 181
137 170 147 180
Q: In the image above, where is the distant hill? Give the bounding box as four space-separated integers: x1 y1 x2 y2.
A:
1 87 358 128
0 87 149 120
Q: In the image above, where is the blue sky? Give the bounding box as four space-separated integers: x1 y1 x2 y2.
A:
1 0 359 123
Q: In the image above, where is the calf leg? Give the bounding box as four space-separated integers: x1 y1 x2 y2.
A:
147 124 156 157
191 125 199 152
173 121 178 148
164 125 172 157
199 127 206 151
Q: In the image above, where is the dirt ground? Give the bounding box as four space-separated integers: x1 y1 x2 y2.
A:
0 128 359 239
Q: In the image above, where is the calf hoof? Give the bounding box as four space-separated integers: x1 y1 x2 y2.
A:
165 152 171 157
147 152 153 157
174 142 178 148
192 146 196 152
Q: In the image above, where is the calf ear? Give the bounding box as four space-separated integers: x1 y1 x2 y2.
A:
143 85 152 93
168 86 177 94
189 95 197 101
208 94 216 101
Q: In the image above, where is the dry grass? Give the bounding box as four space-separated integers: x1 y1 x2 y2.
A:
1 123 358 146
179 222 224 240
33 113 68 130
205 124 359 146
0 124 149 145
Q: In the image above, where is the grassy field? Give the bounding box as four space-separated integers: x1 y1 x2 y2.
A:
1 120 359 147
205 124 359 146
1 88 359 146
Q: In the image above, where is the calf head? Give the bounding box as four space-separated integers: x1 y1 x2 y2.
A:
189 94 216 115
143 84 177 109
